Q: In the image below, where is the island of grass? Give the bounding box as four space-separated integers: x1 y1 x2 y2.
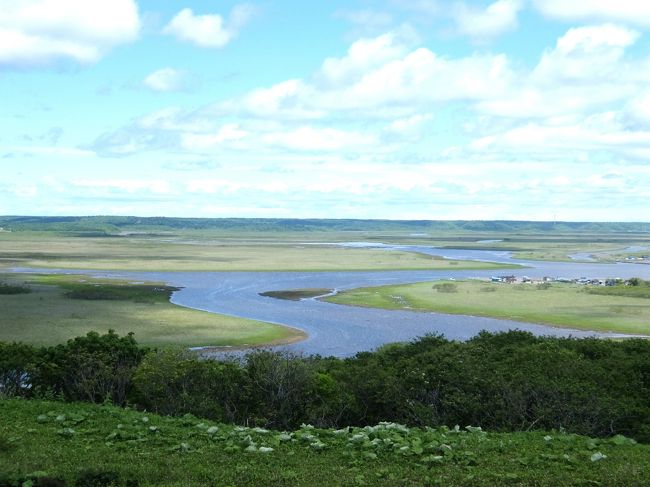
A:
1 398 648 486
0 273 304 348
325 279 650 336
259 288 333 301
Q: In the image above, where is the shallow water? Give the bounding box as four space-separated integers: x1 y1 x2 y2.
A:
11 245 650 357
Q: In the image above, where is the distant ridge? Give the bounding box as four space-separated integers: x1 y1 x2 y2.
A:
1 215 649 234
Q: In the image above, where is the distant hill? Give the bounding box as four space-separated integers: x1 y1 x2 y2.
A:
0 215 649 234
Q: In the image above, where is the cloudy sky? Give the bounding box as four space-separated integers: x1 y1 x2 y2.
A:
2 0 650 221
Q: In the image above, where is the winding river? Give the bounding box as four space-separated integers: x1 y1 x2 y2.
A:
12 245 650 357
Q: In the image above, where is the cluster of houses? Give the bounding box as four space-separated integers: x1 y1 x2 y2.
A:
489 275 628 286
624 255 650 263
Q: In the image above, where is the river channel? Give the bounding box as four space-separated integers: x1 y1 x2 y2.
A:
12 245 650 357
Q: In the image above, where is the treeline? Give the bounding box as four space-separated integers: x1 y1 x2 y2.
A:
2 215 649 234
2 331 650 441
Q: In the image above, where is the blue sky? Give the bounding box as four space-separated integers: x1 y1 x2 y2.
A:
2 0 650 221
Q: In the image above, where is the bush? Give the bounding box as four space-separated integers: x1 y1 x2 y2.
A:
0 342 38 398
0 282 31 295
34 330 148 405
432 282 458 293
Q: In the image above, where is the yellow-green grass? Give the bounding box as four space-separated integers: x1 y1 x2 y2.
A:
0 232 514 272
0 274 304 348
326 280 650 336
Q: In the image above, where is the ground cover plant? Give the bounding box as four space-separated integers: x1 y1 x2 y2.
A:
0 274 303 348
325 280 650 335
1 398 648 486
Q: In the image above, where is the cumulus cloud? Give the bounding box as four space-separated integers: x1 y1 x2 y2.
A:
143 68 189 92
0 0 140 67
163 4 255 48
451 0 524 40
533 0 650 27
477 24 644 118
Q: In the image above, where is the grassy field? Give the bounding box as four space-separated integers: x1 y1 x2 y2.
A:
0 273 304 348
1 398 648 486
326 280 650 336
0 232 515 272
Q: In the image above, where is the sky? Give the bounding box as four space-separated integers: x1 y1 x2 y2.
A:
1 0 650 221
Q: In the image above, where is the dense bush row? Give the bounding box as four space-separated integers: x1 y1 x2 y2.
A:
2 330 649 441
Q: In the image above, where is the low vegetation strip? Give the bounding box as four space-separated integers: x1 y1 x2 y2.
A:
0 274 304 348
1 399 648 486
325 279 650 335
259 288 333 301
0 231 516 272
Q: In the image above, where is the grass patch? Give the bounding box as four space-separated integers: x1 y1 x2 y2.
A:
259 288 333 301
0 398 648 486
32 276 180 304
0 274 304 348
325 280 650 335
0 232 516 272
587 282 650 299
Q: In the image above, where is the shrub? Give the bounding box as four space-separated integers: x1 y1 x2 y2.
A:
0 282 31 295
432 282 458 293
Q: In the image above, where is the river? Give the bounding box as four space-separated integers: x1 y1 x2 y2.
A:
12 245 650 357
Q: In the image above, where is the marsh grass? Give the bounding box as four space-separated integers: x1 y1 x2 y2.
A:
326 280 650 335
0 274 305 348
0 232 516 272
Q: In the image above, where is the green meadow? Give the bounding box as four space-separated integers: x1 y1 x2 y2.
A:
326 280 650 336
1 398 648 486
0 231 514 272
0 273 303 348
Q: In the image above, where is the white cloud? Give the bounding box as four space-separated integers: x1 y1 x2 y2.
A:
387 114 433 134
163 5 254 48
72 179 172 194
478 25 644 118
319 33 409 86
471 111 650 161
451 0 523 40
181 124 248 150
533 0 650 27
0 0 140 67
143 68 189 92
262 126 376 151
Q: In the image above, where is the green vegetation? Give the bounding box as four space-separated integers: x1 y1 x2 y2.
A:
4 331 650 441
2 330 650 485
1 215 649 234
326 280 650 335
2 398 648 486
587 279 650 299
0 282 30 295
0 274 304 348
259 288 333 301
2 215 649 268
0 231 513 272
